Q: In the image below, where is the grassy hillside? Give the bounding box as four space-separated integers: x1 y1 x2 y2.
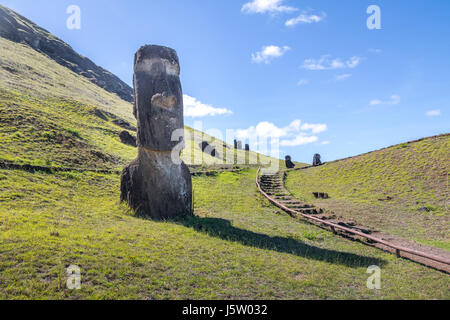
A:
1 168 449 299
0 31 448 299
286 135 450 251
0 37 276 170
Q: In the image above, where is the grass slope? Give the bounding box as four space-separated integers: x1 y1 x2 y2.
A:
1 168 448 299
0 37 277 169
286 135 450 251
0 34 448 299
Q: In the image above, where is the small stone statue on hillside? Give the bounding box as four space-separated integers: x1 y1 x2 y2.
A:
285 155 295 169
313 154 322 167
120 45 192 219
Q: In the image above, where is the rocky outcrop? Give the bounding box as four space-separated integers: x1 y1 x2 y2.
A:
113 119 136 132
119 131 136 147
0 5 133 102
199 141 219 158
120 45 192 219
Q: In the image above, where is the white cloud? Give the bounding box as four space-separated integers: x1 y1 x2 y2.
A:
241 0 297 14
297 79 309 86
334 74 352 81
236 119 327 147
285 11 326 27
369 99 382 105
321 141 330 145
302 55 362 70
252 45 290 64
300 123 328 134
370 94 400 106
183 95 233 117
369 48 382 54
426 109 441 117
281 134 318 147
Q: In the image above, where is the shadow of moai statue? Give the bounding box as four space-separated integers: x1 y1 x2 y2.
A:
121 45 192 219
313 154 322 167
285 155 295 169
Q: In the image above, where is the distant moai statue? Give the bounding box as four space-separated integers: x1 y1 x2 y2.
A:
234 139 238 149
121 45 192 219
245 144 250 152
313 154 322 167
285 155 295 169
237 141 242 150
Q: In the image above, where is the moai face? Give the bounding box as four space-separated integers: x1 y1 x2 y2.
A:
133 45 184 151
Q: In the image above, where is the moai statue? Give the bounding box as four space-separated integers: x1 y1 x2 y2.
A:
245 144 250 152
237 141 242 150
313 154 322 167
285 155 295 169
121 45 192 219
234 139 238 149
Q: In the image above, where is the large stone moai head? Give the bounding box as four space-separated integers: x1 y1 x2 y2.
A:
313 154 322 166
285 155 295 169
133 45 184 150
121 45 192 220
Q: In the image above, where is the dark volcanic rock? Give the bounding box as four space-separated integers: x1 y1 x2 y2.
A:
133 45 183 151
113 119 136 132
0 5 133 102
119 131 136 147
199 141 219 158
121 45 192 220
121 149 192 219
313 154 322 166
285 155 295 169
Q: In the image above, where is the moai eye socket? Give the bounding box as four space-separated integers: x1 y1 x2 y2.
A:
151 93 177 109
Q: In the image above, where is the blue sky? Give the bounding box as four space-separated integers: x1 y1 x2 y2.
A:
3 0 449 163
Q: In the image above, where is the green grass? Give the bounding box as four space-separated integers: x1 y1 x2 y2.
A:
0 30 448 300
0 168 448 299
285 134 450 251
0 37 279 169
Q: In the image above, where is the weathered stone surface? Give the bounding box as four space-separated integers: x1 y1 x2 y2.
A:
119 131 136 147
285 156 295 169
121 45 192 219
313 154 322 166
199 141 220 158
133 45 183 151
121 149 192 219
